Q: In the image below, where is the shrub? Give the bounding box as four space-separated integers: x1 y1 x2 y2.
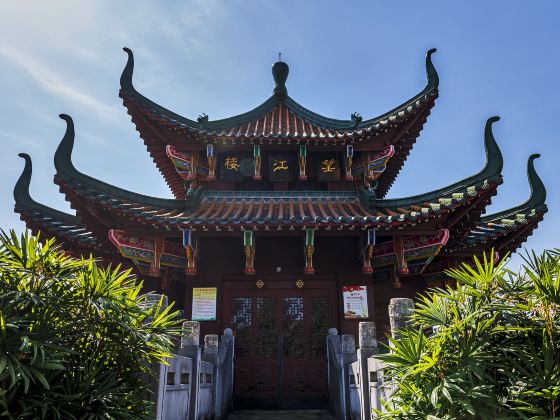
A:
0 230 181 419
376 249 560 419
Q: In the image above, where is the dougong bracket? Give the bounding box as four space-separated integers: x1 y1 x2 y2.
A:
363 146 395 182
390 264 401 289
189 152 199 181
149 234 165 277
298 145 307 181
166 145 198 183
393 235 409 276
206 144 216 181
345 145 354 181
304 228 315 274
244 230 255 275
183 230 197 276
362 229 376 274
253 145 262 181
161 268 171 291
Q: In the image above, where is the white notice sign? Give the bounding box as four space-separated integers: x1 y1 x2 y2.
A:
342 285 369 319
192 287 217 321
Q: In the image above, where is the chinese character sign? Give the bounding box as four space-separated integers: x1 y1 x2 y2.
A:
220 152 252 181
224 156 240 171
342 285 369 319
273 159 289 172
321 158 336 173
316 155 341 181
268 153 293 182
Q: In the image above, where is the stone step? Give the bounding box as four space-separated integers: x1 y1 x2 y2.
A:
226 409 336 420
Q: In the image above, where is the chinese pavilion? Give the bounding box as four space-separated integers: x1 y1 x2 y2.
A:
13 48 547 407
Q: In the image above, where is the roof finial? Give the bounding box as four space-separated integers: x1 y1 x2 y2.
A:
272 55 289 97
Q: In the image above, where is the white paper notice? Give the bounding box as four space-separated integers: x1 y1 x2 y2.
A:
342 285 369 319
192 287 217 321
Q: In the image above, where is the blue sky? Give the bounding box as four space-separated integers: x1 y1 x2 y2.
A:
0 0 557 269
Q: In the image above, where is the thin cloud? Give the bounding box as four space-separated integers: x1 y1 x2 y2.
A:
0 45 119 121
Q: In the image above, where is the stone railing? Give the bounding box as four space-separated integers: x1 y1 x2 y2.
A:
155 321 235 420
143 293 235 420
327 329 357 419
326 298 415 419
146 293 413 420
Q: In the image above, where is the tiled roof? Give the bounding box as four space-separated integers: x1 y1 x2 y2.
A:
445 154 547 255
120 48 438 140
119 48 438 198
49 188 491 231
51 115 503 233
128 92 436 142
13 153 100 251
13 119 547 271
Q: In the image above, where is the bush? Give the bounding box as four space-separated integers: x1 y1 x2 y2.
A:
0 230 181 419
376 249 560 419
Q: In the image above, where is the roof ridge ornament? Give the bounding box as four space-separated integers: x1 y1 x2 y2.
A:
120 47 134 91
525 154 547 209
376 117 503 209
52 114 203 212
358 186 376 210
13 152 89 230
351 112 362 128
197 113 209 125
426 48 439 89
272 56 289 97
480 153 547 223
185 186 204 210
522 153 546 211
13 153 33 205
480 116 504 179
54 114 77 174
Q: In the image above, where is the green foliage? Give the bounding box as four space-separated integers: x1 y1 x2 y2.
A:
0 230 182 419
375 249 560 419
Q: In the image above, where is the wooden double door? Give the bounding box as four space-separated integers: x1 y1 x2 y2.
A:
223 280 337 409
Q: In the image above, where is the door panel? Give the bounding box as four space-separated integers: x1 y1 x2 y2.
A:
223 280 337 408
256 297 277 359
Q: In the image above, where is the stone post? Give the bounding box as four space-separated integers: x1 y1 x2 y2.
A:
341 334 355 354
144 294 167 419
181 320 200 348
220 329 235 417
359 322 377 349
342 334 356 420
179 321 201 420
211 330 235 419
204 334 218 356
326 328 343 418
200 334 219 420
326 328 338 404
357 322 377 420
389 298 414 340
145 292 169 310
